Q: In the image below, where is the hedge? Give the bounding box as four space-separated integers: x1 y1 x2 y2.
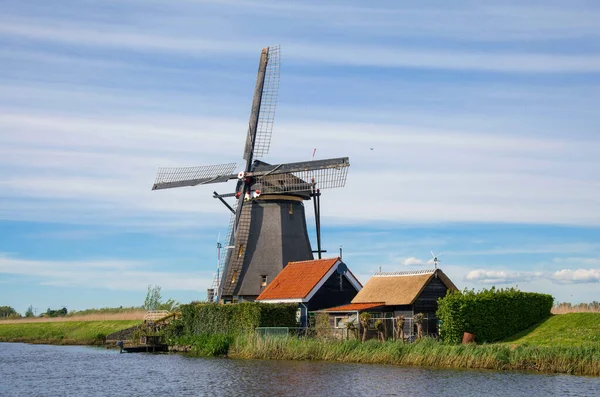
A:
436 287 553 344
176 302 298 336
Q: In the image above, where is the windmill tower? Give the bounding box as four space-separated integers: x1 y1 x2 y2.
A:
151 46 350 303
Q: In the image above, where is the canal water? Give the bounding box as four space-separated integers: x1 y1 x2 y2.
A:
0 343 598 396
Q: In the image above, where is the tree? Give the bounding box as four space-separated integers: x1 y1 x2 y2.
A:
157 298 179 311
25 305 34 318
414 313 425 339
359 312 371 342
374 319 385 342
0 306 18 318
144 285 163 310
395 315 405 342
45 307 68 317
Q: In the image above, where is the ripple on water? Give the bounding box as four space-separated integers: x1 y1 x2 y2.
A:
0 343 598 397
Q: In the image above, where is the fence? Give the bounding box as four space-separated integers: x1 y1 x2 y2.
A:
254 314 439 342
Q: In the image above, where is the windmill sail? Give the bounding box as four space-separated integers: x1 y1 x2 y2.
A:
252 157 350 194
152 163 237 190
243 46 280 162
252 45 279 159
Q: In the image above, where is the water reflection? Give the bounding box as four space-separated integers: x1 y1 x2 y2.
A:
0 343 597 396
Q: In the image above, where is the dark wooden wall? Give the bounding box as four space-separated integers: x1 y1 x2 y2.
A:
413 276 448 314
307 272 359 311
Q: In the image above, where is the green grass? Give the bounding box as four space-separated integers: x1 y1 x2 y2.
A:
502 313 600 347
0 320 141 345
170 334 234 356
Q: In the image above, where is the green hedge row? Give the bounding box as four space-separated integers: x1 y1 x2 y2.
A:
177 302 298 336
436 287 553 344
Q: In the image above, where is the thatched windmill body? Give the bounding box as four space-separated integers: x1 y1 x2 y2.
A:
152 46 350 303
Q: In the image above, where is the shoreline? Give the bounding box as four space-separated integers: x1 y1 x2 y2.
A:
1 336 597 377
2 315 598 377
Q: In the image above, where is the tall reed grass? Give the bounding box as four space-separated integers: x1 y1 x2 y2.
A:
227 334 599 376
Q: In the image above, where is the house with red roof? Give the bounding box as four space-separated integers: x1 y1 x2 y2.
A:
255 257 362 326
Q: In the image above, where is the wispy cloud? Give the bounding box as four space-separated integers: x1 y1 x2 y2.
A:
0 254 212 291
465 269 543 284
466 267 600 285
3 16 600 73
399 257 435 266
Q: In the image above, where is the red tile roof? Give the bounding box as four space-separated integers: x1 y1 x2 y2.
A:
256 257 340 300
324 302 385 312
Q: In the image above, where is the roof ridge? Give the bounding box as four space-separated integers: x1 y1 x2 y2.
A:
288 257 339 265
374 269 435 277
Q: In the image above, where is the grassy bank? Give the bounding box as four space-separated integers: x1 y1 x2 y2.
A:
0 320 141 345
227 335 599 376
171 314 600 376
503 313 600 347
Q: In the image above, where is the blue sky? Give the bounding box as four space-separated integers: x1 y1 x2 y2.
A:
1 0 599 315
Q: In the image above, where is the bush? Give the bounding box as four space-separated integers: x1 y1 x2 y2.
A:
174 302 298 337
437 287 553 344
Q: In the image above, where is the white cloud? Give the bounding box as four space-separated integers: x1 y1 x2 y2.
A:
400 257 434 266
1 108 599 228
0 254 213 291
552 269 600 284
467 267 600 285
466 269 543 284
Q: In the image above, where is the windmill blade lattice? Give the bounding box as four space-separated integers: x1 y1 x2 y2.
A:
152 163 237 190
244 45 280 160
256 165 349 194
212 201 237 298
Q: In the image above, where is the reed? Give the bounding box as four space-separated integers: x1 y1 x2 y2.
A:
228 334 600 376
170 334 234 357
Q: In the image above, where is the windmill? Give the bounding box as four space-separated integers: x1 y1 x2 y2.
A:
151 46 350 303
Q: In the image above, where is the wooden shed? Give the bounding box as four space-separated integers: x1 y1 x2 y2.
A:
324 268 457 339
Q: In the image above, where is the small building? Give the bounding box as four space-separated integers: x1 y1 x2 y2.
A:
323 268 458 339
256 257 362 327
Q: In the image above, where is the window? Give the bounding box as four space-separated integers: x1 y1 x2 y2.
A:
335 315 357 329
261 275 268 287
231 270 238 283
238 245 244 258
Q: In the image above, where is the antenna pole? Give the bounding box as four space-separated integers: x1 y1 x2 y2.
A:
310 181 323 259
311 182 322 259
316 189 322 259
339 245 342 259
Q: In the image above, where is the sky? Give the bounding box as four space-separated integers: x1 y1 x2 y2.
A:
1 0 599 315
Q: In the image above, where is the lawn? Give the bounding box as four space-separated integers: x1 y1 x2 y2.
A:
0 320 141 345
502 313 600 347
